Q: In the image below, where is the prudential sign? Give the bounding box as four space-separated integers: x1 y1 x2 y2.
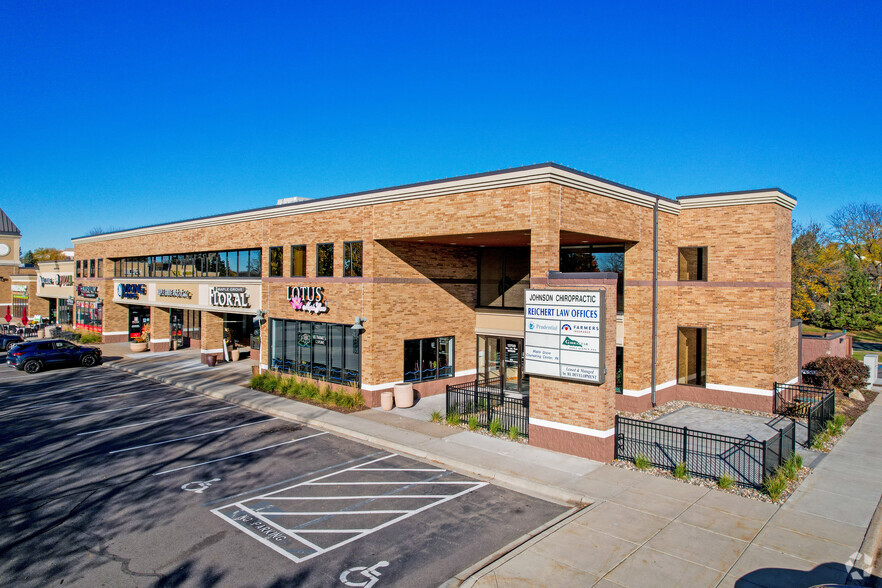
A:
523 289 606 384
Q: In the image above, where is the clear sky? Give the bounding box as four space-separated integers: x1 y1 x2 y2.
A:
2 1 880 252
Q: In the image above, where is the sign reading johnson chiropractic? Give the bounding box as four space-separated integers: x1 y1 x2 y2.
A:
523 289 606 384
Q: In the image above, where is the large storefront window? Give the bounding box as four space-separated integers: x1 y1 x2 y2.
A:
75 300 103 332
478 248 530 308
404 336 454 383
12 289 28 319
560 244 626 313
270 319 360 386
57 299 73 326
171 308 201 347
113 248 262 278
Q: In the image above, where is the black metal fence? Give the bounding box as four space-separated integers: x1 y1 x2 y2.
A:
773 382 830 418
615 416 796 489
807 391 836 446
445 378 529 438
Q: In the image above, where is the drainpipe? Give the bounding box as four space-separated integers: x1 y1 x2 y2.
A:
651 198 659 407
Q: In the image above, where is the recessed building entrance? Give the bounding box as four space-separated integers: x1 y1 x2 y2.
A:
477 335 529 394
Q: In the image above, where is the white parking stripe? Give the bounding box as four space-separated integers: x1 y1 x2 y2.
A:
304 481 481 485
350 468 446 472
212 453 487 563
77 406 236 435
151 432 327 476
51 396 199 420
109 418 277 454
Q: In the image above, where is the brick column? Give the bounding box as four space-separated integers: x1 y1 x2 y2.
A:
530 183 561 277
102 299 129 343
150 307 170 352
527 274 619 462
200 311 225 364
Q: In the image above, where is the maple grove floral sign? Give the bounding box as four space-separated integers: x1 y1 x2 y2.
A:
286 286 328 315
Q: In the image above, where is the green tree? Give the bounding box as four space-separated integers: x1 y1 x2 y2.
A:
819 255 882 330
20 250 35 265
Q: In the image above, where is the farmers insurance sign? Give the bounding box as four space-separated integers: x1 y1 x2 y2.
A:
523 289 606 384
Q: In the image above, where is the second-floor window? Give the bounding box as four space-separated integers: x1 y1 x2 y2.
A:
317 243 334 277
678 247 708 281
344 241 362 277
291 245 306 277
269 247 284 277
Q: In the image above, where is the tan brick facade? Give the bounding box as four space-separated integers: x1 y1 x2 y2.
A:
72 165 798 461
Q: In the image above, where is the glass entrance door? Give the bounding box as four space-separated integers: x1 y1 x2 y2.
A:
477 335 529 394
128 307 150 341
170 308 184 348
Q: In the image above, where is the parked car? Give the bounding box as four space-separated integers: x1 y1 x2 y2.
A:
6 339 102 373
0 333 24 351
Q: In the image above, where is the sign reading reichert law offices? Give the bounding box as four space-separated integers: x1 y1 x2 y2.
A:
523 289 606 384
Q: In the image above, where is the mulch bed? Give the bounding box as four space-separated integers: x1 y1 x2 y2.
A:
611 459 810 504
837 388 878 425
254 387 368 414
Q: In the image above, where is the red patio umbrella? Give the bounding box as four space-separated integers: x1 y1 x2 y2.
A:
21 308 28 325
4 306 10 323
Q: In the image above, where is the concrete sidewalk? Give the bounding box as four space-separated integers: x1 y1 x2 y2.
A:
101 349 882 587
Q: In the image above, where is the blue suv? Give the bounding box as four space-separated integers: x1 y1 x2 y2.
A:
7 339 102 374
0 333 24 351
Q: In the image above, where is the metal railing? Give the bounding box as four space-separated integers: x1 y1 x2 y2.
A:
807 390 836 446
773 382 831 418
445 378 529 438
615 416 796 489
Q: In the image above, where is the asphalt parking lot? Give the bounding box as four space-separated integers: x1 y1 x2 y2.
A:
0 357 566 587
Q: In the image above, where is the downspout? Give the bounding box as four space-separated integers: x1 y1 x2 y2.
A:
651 198 659 407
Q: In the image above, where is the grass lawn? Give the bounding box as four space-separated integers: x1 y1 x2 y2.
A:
802 323 882 343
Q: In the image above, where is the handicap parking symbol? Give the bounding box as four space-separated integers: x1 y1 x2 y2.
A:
339 561 389 587
181 478 220 494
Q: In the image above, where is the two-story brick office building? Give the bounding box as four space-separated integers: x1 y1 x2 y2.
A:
72 163 799 460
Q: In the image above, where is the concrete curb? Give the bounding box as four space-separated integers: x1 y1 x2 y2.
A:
853 492 882 586
106 362 586 507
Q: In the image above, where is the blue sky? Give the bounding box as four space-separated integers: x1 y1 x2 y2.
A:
2 1 880 251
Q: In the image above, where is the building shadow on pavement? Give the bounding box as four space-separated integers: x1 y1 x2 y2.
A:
737 561 878 588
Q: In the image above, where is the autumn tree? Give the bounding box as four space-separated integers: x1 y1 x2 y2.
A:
791 221 844 320
31 247 68 261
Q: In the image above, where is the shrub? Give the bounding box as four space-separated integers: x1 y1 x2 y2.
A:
508 425 519 440
811 431 830 451
673 462 690 480
634 454 651 470
803 356 869 392
717 475 735 490
468 415 478 431
781 455 800 481
763 471 787 501
489 418 502 435
446 410 460 426
78 331 101 344
827 414 846 436
430 410 442 423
